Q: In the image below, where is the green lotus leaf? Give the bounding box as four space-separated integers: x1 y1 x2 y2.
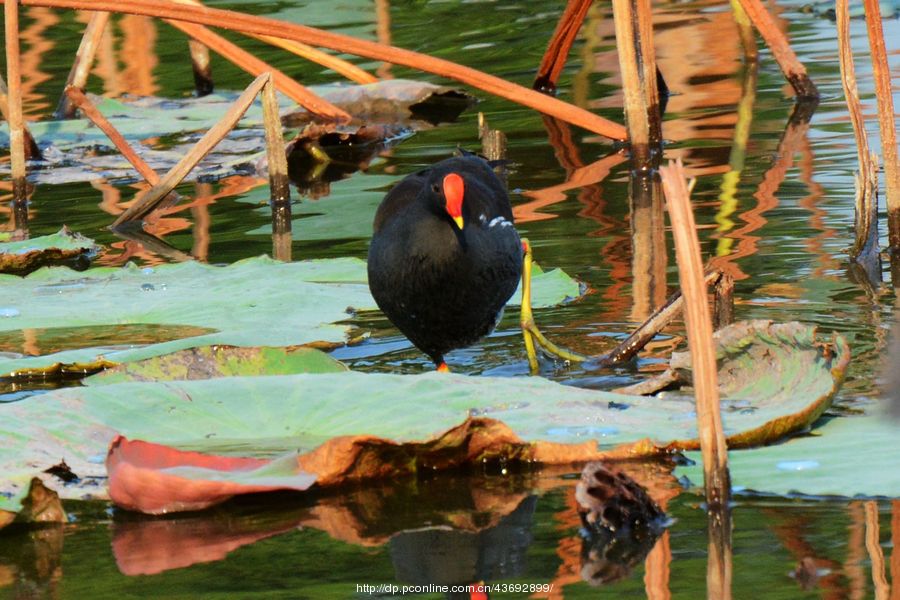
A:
0 322 848 512
240 174 395 242
88 346 347 385
677 412 900 498
0 256 579 379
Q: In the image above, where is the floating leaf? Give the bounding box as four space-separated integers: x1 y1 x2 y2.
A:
646 321 850 450
0 322 847 513
283 80 476 125
106 437 317 514
0 228 98 276
89 346 347 385
677 413 900 498
0 256 580 380
0 80 472 184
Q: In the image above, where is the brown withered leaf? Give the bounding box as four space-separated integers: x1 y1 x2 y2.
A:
0 227 98 276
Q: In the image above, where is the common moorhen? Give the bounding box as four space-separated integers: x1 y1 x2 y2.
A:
367 154 522 370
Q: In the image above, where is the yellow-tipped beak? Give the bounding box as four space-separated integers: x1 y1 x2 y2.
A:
452 215 464 230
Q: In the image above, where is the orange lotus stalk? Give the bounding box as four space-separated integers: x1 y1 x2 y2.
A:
0 0 628 140
533 0 592 94
252 35 377 86
165 20 351 122
172 0 376 86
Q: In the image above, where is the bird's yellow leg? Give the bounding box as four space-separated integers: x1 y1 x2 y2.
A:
520 239 589 374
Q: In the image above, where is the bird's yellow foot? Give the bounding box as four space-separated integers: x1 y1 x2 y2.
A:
520 237 589 374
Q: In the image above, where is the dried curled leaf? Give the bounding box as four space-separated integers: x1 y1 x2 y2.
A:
106 436 318 514
0 227 98 276
282 80 477 126
622 320 851 450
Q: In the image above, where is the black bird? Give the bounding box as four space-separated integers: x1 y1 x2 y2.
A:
367 154 523 370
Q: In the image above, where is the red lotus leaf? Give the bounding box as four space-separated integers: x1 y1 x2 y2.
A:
106 436 317 514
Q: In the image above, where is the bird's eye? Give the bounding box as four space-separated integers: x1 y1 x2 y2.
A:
431 183 441 194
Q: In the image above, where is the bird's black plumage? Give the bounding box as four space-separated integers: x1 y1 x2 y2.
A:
367 155 523 366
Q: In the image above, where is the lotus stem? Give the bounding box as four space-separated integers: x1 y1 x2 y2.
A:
707 501 734 600
188 39 213 96
172 0 375 86
253 35 377 85
865 501 890 600
838 0 881 278
629 169 667 320
478 113 508 193
597 270 722 367
612 0 661 169
713 273 734 330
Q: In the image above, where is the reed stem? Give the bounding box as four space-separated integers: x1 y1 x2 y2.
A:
112 72 270 226
0 73 40 160
659 159 729 508
733 0 817 98
862 0 900 250
55 11 109 118
64 85 160 184
4 0 27 204
261 78 292 262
